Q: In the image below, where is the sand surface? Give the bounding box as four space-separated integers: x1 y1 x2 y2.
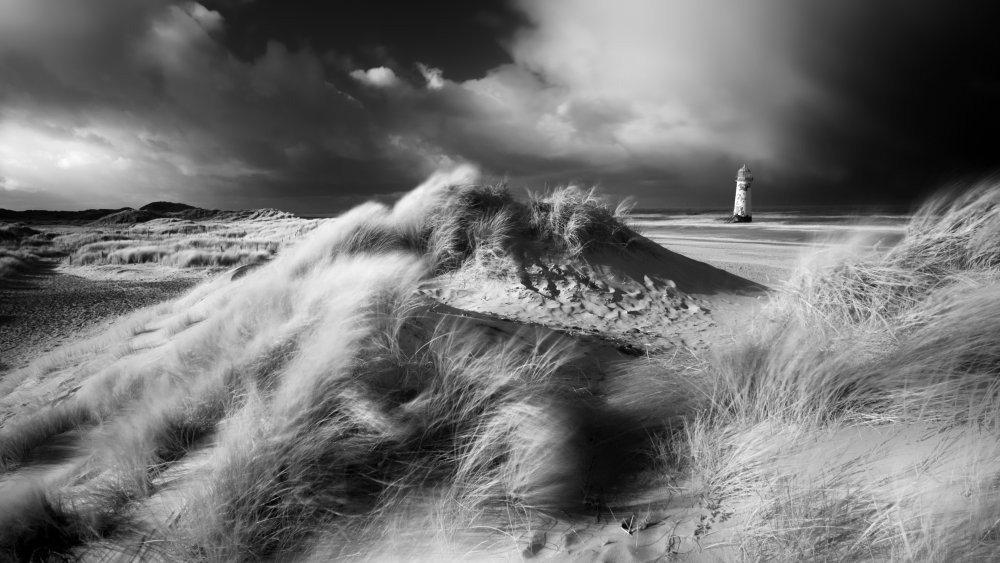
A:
428 234 769 359
0 260 200 373
630 212 907 286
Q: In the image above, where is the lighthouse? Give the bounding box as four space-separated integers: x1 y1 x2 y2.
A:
731 163 753 223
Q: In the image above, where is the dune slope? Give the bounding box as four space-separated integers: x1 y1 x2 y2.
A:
0 176 738 561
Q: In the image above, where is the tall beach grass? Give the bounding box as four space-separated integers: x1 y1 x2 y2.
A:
681 180 1000 561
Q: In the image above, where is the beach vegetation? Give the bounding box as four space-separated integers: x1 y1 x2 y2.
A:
1 178 999 560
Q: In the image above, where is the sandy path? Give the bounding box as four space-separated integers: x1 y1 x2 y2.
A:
0 260 197 374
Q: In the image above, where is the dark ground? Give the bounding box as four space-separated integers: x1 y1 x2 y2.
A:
0 260 196 374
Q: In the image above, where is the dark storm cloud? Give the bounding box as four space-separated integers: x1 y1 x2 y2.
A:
774 0 1000 205
202 0 526 80
2 0 998 211
472 0 1000 206
399 0 1000 207
0 0 439 211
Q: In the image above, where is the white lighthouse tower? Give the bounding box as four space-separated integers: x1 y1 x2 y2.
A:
731 163 753 223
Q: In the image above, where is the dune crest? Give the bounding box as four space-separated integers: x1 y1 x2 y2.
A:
418 182 762 352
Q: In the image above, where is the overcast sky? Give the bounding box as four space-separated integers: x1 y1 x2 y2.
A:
2 0 998 212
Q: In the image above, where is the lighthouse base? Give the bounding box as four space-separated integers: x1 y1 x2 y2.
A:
729 214 752 223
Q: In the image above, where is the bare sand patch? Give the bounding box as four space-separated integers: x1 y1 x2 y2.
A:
0 260 200 375
631 212 906 286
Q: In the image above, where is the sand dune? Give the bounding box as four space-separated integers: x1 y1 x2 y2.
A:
429 229 764 356
1 175 999 561
0 176 757 560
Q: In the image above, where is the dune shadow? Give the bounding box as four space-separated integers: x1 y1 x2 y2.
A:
520 388 686 517
0 259 61 292
586 231 769 296
19 428 87 469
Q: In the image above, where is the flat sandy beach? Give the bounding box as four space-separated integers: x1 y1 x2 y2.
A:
630 211 907 287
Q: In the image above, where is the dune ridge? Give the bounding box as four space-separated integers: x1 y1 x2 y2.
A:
0 202 298 226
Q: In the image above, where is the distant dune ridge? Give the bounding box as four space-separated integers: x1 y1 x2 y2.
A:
0 202 309 280
0 201 297 225
139 202 199 214
1 169 1000 561
0 203 314 378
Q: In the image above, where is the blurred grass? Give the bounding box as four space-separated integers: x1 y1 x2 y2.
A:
682 180 1000 561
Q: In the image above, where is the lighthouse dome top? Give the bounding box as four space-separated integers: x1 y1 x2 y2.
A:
736 163 753 182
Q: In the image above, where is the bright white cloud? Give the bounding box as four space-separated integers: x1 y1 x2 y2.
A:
0 120 154 204
186 1 222 31
502 0 817 162
350 66 400 88
0 177 24 191
56 150 99 169
417 63 445 90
